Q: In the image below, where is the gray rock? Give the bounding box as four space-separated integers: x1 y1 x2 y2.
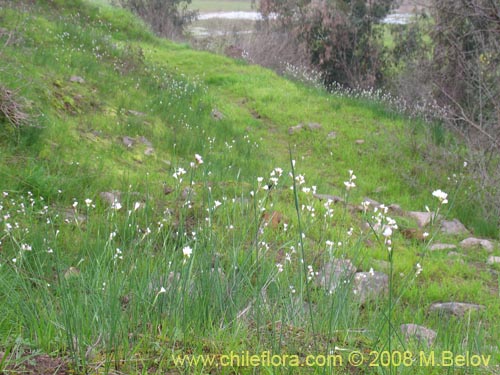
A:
61 208 87 224
429 302 485 317
327 131 337 139
144 147 154 156
355 139 365 145
99 191 121 206
313 193 344 204
122 136 135 148
407 211 440 228
306 122 322 131
288 124 303 135
440 219 469 236
353 271 388 303
181 187 196 200
211 109 224 121
316 259 357 293
401 324 437 347
430 243 457 251
459 237 494 252
126 109 146 117
487 256 500 265
388 204 404 215
138 136 152 147
69 75 85 83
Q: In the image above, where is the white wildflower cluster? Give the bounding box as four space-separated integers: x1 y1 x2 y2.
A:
173 167 187 182
344 170 356 190
371 204 398 252
432 189 448 204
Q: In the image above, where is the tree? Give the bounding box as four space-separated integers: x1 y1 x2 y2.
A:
116 0 197 39
259 0 394 88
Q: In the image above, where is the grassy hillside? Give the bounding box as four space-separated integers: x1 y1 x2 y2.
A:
0 1 498 374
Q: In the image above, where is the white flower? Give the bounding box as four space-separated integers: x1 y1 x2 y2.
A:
214 200 222 209
21 243 32 251
182 246 193 258
416 263 423 276
194 154 203 165
158 286 167 294
432 189 448 204
85 198 92 207
111 201 122 210
344 181 356 190
382 226 393 238
134 202 141 211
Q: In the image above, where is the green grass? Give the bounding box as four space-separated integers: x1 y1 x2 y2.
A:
0 0 499 374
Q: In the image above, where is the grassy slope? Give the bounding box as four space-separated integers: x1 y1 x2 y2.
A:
0 1 499 374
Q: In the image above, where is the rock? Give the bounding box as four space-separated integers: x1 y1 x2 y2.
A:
99 191 121 206
401 324 437 347
316 259 357 293
126 109 146 117
327 131 337 139
138 136 152 147
440 219 469 236
64 266 81 279
429 302 485 317
459 237 494 252
144 147 154 156
407 211 439 228
288 124 303 135
430 243 457 251
181 187 196 200
261 211 285 229
400 228 427 241
306 122 322 131
69 75 85 83
353 271 388 303
388 204 404 215
122 136 135 148
355 139 365 145
61 208 87 224
313 193 344 204
211 109 224 121
487 256 500 265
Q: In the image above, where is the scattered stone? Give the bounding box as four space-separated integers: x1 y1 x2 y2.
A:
181 187 196 200
61 208 87 224
261 211 285 229
388 204 404 215
407 211 439 228
288 124 303 135
459 237 494 252
122 136 135 148
138 136 152 147
353 271 388 303
313 193 344 204
429 302 485 317
211 108 224 121
400 228 427 241
69 75 85 83
126 109 146 117
401 324 437 347
355 139 365 145
487 256 500 265
306 122 322 131
163 184 174 195
316 259 357 293
440 219 469 236
327 131 337 139
64 266 81 279
430 243 457 251
99 191 121 206
144 147 154 156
